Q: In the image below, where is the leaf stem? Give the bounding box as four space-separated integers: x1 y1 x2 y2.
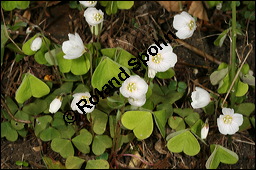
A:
230 1 237 108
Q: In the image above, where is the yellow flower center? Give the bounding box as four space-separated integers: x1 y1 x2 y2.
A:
223 115 233 124
152 53 163 64
188 20 195 30
80 96 90 105
93 13 103 22
88 1 96 5
127 83 137 92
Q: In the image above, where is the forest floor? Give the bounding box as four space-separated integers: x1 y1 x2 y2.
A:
1 1 255 169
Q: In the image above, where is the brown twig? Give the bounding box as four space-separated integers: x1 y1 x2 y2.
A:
174 38 222 65
1 98 32 124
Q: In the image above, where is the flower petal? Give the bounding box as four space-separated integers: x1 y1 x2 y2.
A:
222 108 234 115
232 114 243 126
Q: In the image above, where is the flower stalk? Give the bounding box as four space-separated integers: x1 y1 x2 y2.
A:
230 1 237 108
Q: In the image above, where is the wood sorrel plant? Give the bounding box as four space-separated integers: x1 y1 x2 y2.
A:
1 1 255 169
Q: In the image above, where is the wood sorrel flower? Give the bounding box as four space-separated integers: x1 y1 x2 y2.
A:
71 92 95 114
128 95 146 107
120 75 148 99
201 119 209 139
217 108 243 135
146 43 177 78
79 1 97 7
84 7 104 26
191 87 211 109
173 11 197 39
49 96 62 113
62 33 85 59
30 37 42 51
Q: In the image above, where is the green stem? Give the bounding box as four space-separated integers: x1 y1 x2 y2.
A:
230 1 237 108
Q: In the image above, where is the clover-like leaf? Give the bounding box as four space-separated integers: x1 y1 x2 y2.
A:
22 99 47 115
101 48 136 69
153 110 169 138
168 116 186 131
88 109 108 135
121 111 153 140
42 156 65 169
11 111 29 130
65 156 85 169
156 68 175 79
167 130 200 156
85 159 109 169
34 115 52 136
51 138 74 158
210 67 229 85
234 102 255 116
206 144 238 169
116 1 134 9
92 135 112 156
92 57 130 91
15 73 50 104
235 80 249 97
1 121 18 142
40 127 61 142
72 129 92 154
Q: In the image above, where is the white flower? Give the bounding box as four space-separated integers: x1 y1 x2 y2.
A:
79 1 97 7
30 37 42 51
71 92 95 114
146 43 177 78
201 120 209 139
120 75 148 99
128 95 146 107
49 97 62 113
173 11 197 39
191 87 211 109
217 108 243 135
62 33 85 59
84 7 104 26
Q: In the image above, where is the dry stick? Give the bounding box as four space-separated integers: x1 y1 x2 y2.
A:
1 8 23 53
174 38 222 65
1 98 32 124
221 44 253 108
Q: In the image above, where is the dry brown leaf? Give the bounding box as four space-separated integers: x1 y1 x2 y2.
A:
32 146 42 152
22 10 31 21
158 1 209 21
158 1 186 12
188 1 209 21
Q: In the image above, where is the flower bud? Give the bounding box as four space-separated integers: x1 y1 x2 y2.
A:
49 96 62 113
201 119 209 139
30 37 42 51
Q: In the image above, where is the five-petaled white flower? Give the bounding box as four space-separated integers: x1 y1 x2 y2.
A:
146 43 177 78
71 92 95 114
84 7 104 26
30 37 42 51
128 95 146 107
62 33 85 59
173 11 197 39
191 87 211 109
49 96 62 113
120 75 148 100
79 1 97 7
217 108 243 135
